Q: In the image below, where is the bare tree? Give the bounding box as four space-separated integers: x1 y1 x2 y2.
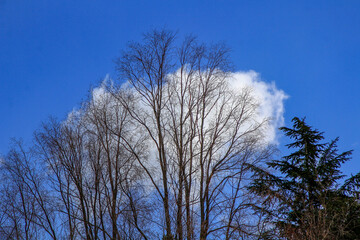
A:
35 84 153 239
0 140 58 240
114 29 272 240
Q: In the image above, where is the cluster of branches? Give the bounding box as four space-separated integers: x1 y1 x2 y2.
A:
0 30 273 240
1 30 359 240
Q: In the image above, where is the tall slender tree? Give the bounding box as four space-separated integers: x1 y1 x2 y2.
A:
114 29 273 240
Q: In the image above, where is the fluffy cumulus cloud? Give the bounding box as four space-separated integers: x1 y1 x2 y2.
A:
229 70 288 144
71 70 288 146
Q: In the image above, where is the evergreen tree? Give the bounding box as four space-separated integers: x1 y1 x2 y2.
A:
250 117 360 240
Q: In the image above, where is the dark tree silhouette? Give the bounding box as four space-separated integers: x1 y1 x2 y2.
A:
250 117 360 240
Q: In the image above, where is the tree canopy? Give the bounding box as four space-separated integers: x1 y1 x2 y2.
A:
0 30 359 240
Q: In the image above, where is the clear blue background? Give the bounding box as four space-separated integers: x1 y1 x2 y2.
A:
1 0 359 176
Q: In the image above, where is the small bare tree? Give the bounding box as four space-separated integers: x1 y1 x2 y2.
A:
0 140 58 240
35 85 153 239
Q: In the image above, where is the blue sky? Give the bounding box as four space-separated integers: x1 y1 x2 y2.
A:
1 0 359 176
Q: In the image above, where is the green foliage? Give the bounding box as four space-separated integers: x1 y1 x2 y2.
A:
250 117 360 240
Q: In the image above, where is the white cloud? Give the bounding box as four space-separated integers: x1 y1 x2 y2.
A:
68 70 288 147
